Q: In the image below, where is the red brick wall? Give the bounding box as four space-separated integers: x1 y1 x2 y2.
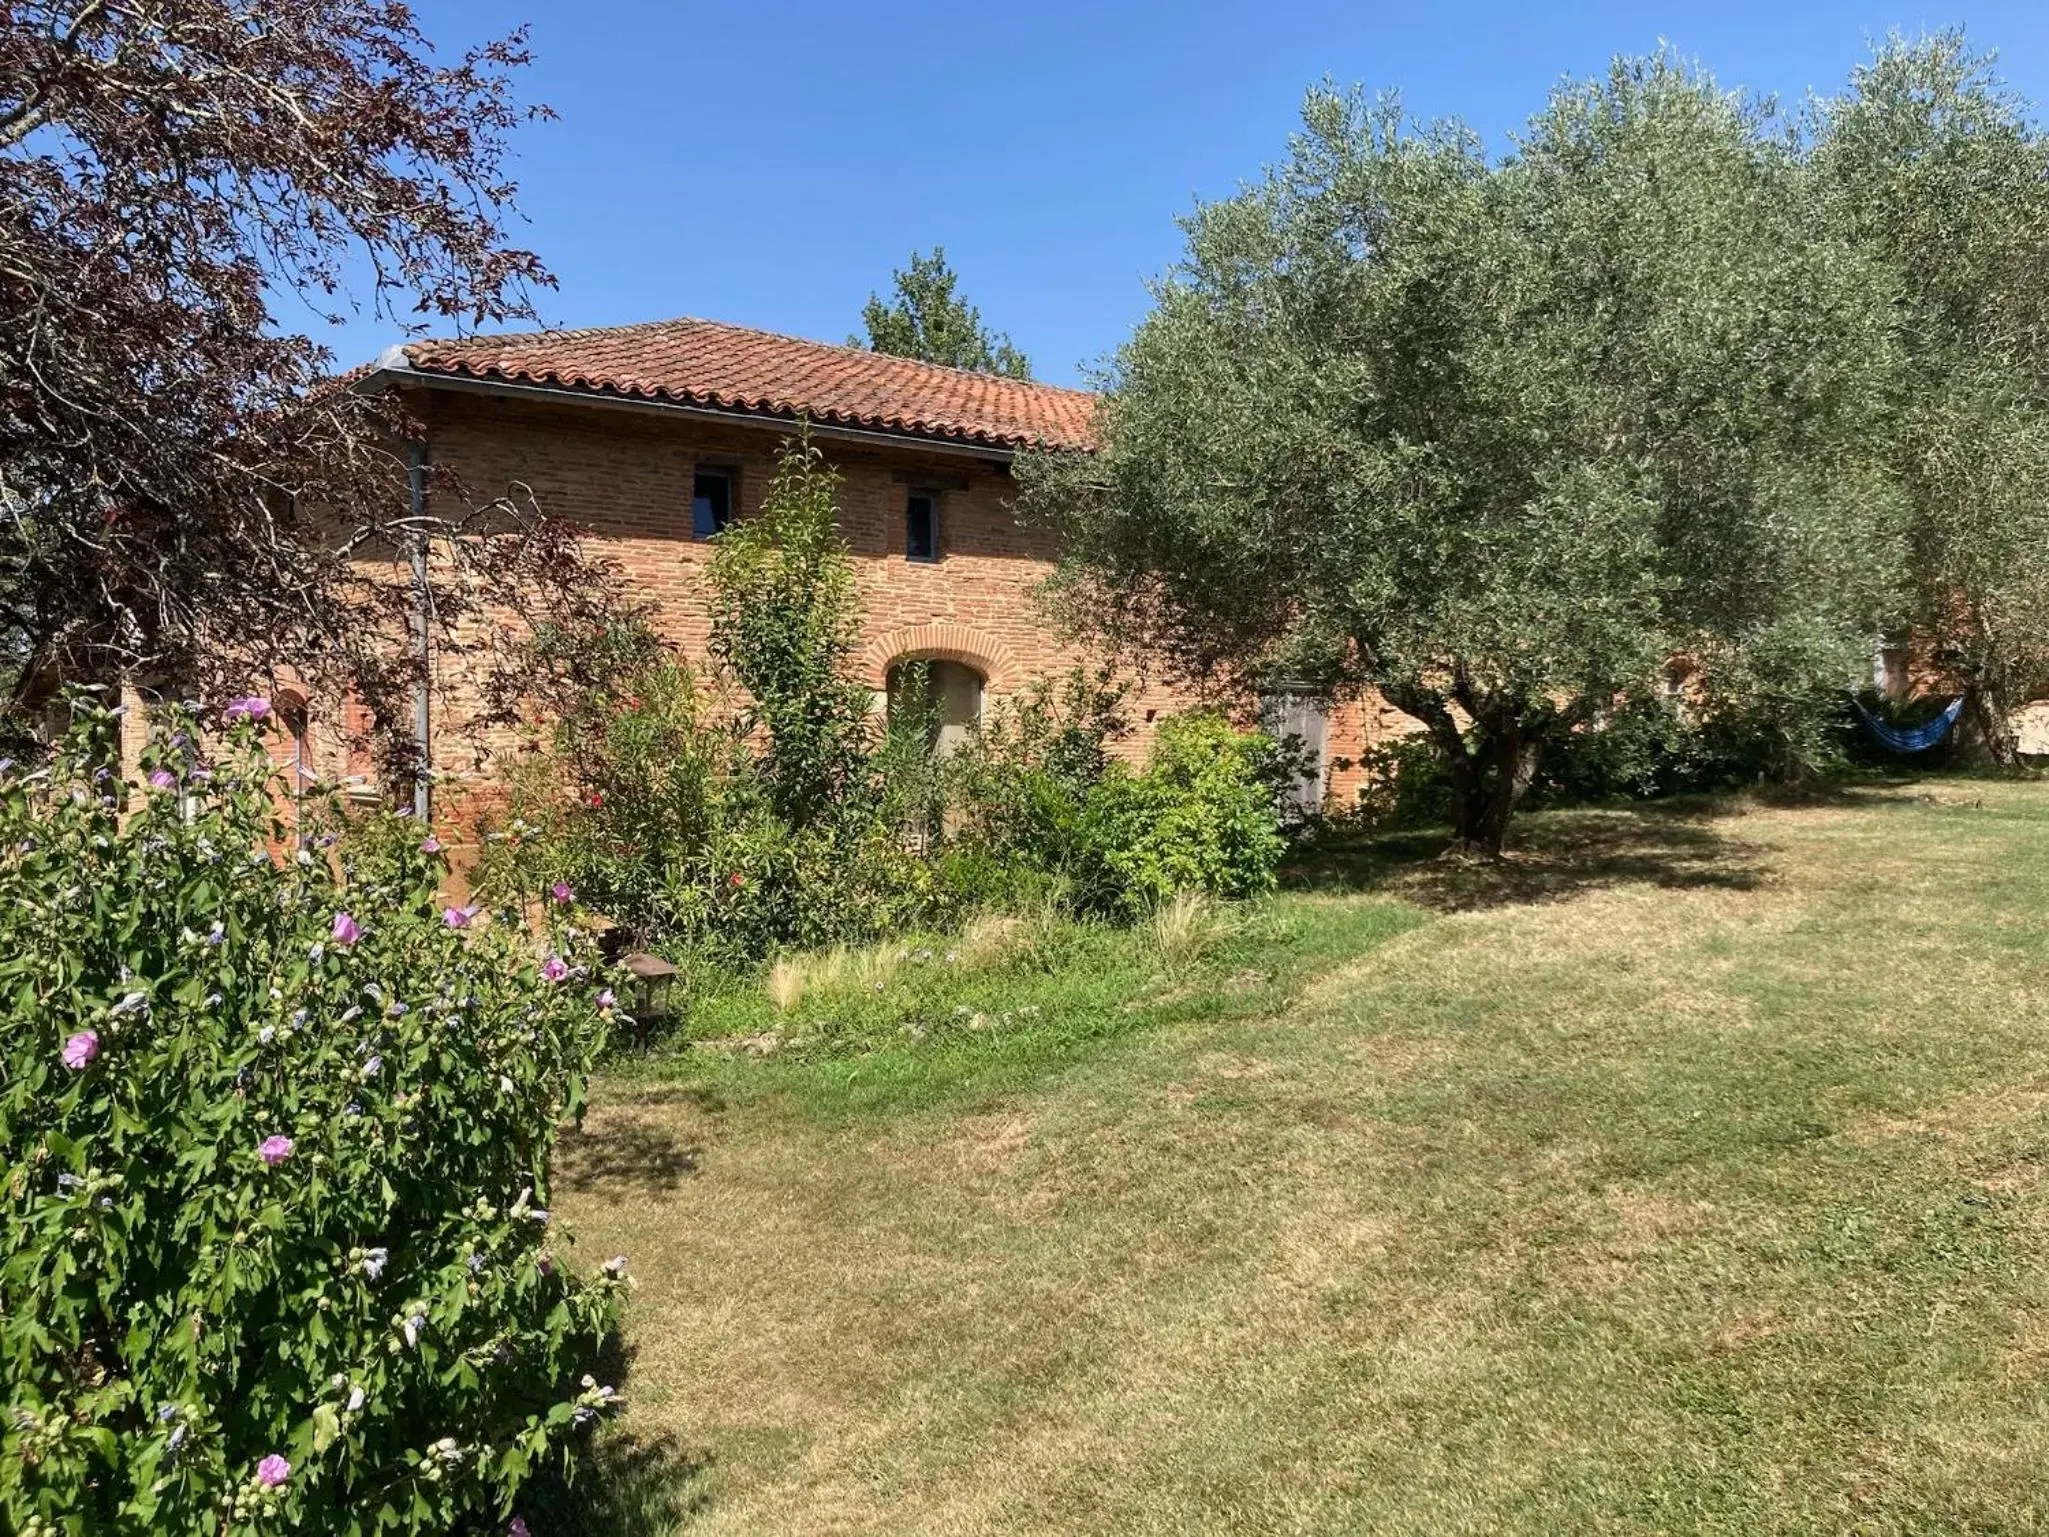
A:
408 392 1177 777
299 386 1411 825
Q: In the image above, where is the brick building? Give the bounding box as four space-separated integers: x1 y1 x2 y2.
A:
280 317 1395 825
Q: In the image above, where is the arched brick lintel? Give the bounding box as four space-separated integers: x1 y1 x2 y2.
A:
860 624 1020 692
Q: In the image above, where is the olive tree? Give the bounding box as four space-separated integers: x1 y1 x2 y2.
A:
1018 56 1902 852
1810 33 2049 766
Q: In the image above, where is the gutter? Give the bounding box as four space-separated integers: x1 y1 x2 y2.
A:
358 353 1028 467
406 442 431 823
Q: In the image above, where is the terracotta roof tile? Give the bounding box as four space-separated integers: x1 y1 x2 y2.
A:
392 317 1097 452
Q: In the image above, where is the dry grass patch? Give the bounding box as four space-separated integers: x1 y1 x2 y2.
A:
555 778 2049 1535
948 1107 1037 1177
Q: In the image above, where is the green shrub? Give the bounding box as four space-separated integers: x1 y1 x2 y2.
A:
941 667 1127 898
0 699 624 1536
1532 688 1856 807
479 435 945 970
1528 697 1709 804
1074 713 1289 916
1342 679 1858 833
948 696 1288 918
703 434 876 830
1344 735 1456 829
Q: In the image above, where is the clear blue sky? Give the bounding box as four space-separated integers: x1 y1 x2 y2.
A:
327 0 2049 387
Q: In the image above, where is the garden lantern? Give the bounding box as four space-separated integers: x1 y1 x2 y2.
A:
622 952 678 1043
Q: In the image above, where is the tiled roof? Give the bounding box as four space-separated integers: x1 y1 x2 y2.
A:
389 317 1097 452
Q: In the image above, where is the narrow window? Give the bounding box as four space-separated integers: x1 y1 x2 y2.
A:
905 491 939 562
277 697 313 799
692 469 733 539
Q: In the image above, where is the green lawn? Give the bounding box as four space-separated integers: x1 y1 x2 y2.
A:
553 780 2049 1535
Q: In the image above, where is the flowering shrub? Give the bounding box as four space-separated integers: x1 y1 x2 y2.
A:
0 699 624 1535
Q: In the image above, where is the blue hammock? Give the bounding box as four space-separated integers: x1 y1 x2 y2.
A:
1852 696 1965 753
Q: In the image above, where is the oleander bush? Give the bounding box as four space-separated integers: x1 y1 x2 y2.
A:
477 640 944 974
0 698 625 1536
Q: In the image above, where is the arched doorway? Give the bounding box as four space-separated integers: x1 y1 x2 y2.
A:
886 658 984 755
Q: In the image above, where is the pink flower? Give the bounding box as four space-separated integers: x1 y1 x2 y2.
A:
147 768 176 790
331 912 360 946
540 956 568 983
256 1453 291 1488
509 1518 532 1537
258 1135 294 1167
728 872 744 889
550 881 573 905
62 1029 99 1070
442 906 478 930
596 989 617 1011
224 696 271 723
420 836 442 855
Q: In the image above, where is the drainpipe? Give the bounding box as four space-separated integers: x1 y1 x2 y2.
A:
407 443 431 823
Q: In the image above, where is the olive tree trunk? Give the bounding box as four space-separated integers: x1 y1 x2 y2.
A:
1384 682 1548 858
1960 681 2023 770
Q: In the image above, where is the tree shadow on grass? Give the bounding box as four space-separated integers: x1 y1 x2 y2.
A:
520 1369 714 1535
1287 801 1780 913
556 1108 706 1197
537 1429 714 1537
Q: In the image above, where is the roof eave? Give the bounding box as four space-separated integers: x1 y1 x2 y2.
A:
353 362 1055 463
